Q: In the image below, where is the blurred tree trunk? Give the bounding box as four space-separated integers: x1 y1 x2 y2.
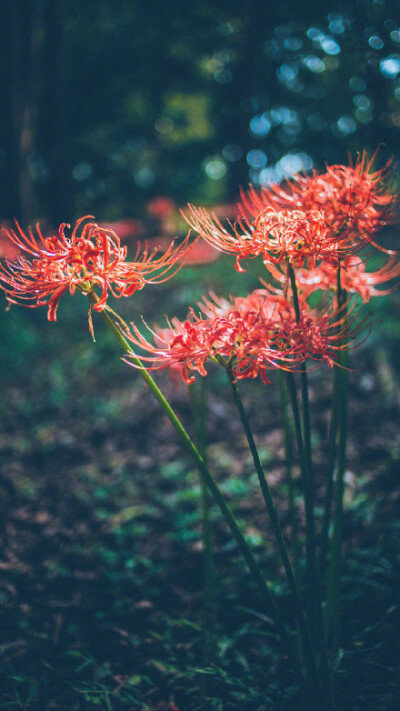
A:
41 0 67 224
9 0 45 223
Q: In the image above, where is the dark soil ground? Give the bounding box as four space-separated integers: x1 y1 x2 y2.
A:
0 266 400 710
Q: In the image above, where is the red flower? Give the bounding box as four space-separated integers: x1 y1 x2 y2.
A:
0 216 194 321
185 204 339 272
251 208 343 267
123 290 358 385
267 253 400 303
240 151 397 248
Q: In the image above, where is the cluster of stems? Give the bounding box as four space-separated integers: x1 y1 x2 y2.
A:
94 266 350 711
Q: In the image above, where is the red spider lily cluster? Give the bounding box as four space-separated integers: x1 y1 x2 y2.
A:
123 289 362 384
185 152 398 275
122 152 398 384
0 152 399 385
0 215 194 320
240 151 397 245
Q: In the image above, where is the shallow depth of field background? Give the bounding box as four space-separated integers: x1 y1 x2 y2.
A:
1 2 400 710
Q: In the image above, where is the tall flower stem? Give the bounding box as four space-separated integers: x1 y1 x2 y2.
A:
286 268 317 609
287 262 314 507
278 370 300 581
226 369 329 711
94 297 312 706
326 266 349 670
326 350 348 663
189 380 215 668
286 263 330 697
319 366 340 586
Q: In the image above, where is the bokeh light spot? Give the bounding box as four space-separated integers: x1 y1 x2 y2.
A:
302 55 326 73
246 150 267 168
368 35 384 50
204 157 227 180
214 69 233 84
349 76 366 92
320 37 341 55
250 114 271 137
336 116 357 135
353 94 372 110
283 37 303 51
328 14 346 35
355 108 373 123
380 56 400 77
155 117 174 134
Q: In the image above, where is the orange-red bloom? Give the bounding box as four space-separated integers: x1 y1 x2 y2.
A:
0 216 194 321
267 253 400 303
123 290 358 385
185 154 397 276
240 151 397 249
185 204 341 272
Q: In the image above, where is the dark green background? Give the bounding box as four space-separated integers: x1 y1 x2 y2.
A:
1 0 400 224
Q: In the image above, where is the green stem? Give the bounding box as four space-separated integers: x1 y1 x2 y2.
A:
326 267 349 671
300 371 312 487
189 380 215 667
95 300 310 704
326 352 348 665
286 264 330 701
319 366 340 586
278 370 300 581
227 370 327 711
285 372 317 595
287 263 314 523
285 360 317 644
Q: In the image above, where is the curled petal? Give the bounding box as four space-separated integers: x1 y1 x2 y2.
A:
0 217 197 321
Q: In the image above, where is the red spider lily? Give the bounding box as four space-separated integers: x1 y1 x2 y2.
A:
197 288 294 324
279 304 365 368
184 204 341 272
200 290 365 368
123 290 361 385
267 252 400 303
252 208 344 267
240 151 397 249
0 216 194 321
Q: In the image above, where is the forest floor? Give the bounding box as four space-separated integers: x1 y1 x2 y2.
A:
0 264 400 710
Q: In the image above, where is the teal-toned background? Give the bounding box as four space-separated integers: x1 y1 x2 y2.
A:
1 0 400 224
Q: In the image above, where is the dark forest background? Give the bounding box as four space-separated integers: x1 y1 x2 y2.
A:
1 0 400 226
